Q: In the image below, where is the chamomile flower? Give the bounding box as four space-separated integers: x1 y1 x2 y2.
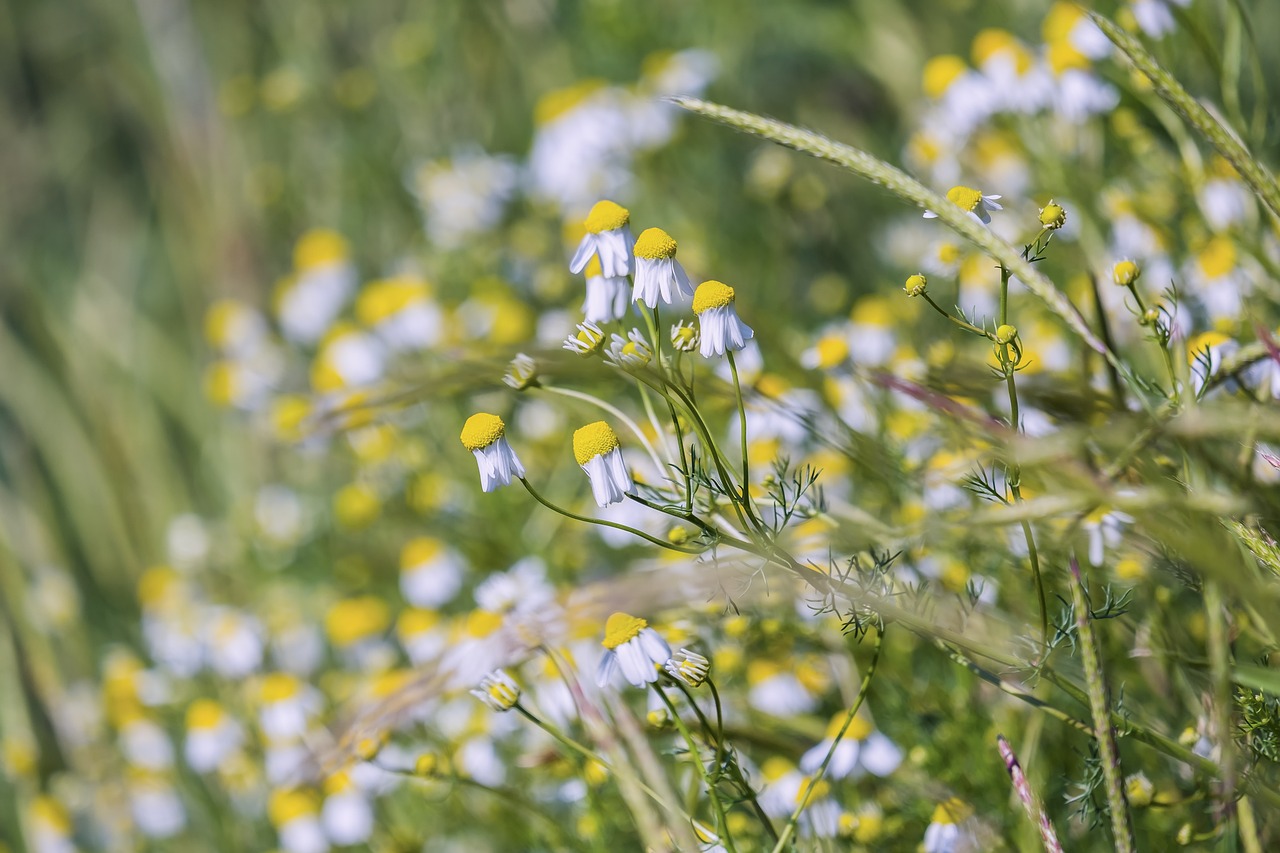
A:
570 200 634 278
128 773 186 838
692 280 754 358
460 413 525 492
29 796 75 853
276 229 356 345
184 699 243 773
257 673 324 741
321 772 374 846
664 648 710 688
581 256 631 324
399 537 464 608
573 421 633 507
799 713 902 779
269 789 328 853
470 669 521 712
563 321 607 356
631 227 693 307
603 329 654 369
923 798 975 853
670 320 700 353
596 612 670 688
924 185 1003 225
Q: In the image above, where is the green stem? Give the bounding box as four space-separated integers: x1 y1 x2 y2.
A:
770 629 883 853
655 686 737 853
727 351 753 504
518 478 703 554
922 293 993 338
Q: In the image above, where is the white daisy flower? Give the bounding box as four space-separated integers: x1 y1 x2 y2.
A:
923 798 974 853
321 772 374 846
664 649 710 688
603 329 654 370
798 713 902 780
184 699 242 774
570 200 634 278
596 612 670 688
692 280 754 358
470 668 521 712
257 673 324 742
573 421 633 507
399 537 464 608
563 321 607 357
129 775 186 838
269 789 328 853
459 413 525 492
581 255 632 324
28 797 75 853
631 227 693 307
670 320 700 353
923 185 1003 225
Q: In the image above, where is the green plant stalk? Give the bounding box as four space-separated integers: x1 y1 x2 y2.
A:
1068 558 1135 853
654 686 737 853
727 351 753 502
1088 10 1280 221
770 629 883 853
1204 580 1236 808
922 293 993 338
998 264 1048 650
672 96 1149 407
518 478 704 554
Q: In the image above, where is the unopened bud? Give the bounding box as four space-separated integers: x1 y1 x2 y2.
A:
1038 200 1066 230
995 324 1018 345
903 273 928 297
1112 260 1140 287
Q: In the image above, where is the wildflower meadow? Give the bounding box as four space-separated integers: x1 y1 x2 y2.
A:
6 0 1280 850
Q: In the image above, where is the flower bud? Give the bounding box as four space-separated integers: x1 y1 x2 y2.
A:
903 273 928 297
1125 772 1154 808
995 324 1018 345
1112 260 1141 287
1038 200 1066 230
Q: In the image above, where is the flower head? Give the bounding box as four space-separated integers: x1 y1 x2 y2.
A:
503 353 538 390
563 321 607 357
573 421 632 506
1112 259 1141 287
671 320 700 353
664 648 710 688
460 413 525 492
604 329 654 369
470 669 521 712
570 200 633 278
903 273 928 297
924 185 1003 224
632 227 693 307
1039 199 1067 230
597 612 671 688
692 280 754 358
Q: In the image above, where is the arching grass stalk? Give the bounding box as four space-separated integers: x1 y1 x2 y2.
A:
653 685 737 853
1068 557 1135 853
770 628 883 853
541 385 666 477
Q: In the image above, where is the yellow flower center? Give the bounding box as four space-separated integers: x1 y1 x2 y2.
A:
260 673 301 703
621 340 649 361
1198 235 1236 279
930 797 973 825
693 280 736 314
356 276 429 326
325 596 391 646
186 699 225 731
573 421 621 465
633 227 678 260
1112 260 1141 287
534 79 606 125
602 611 647 649
397 607 440 638
293 229 349 271
922 55 968 99
465 609 504 638
814 336 850 368
460 413 505 451
1042 2 1085 42
946 185 985 213
401 536 445 571
584 200 630 234
268 789 318 826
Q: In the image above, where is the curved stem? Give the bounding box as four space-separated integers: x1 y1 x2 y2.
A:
655 686 737 853
770 629 883 853
923 293 993 338
727 351 754 505
518 478 703 554
541 385 667 477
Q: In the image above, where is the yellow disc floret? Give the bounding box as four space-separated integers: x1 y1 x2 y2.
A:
460 413 505 451
945 185 985 213
633 227 678 260
573 421 621 465
602 612 648 649
930 797 973 825
293 229 349 271
185 699 225 731
693 280 736 314
584 200 630 234
922 55 968 99
268 789 318 826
